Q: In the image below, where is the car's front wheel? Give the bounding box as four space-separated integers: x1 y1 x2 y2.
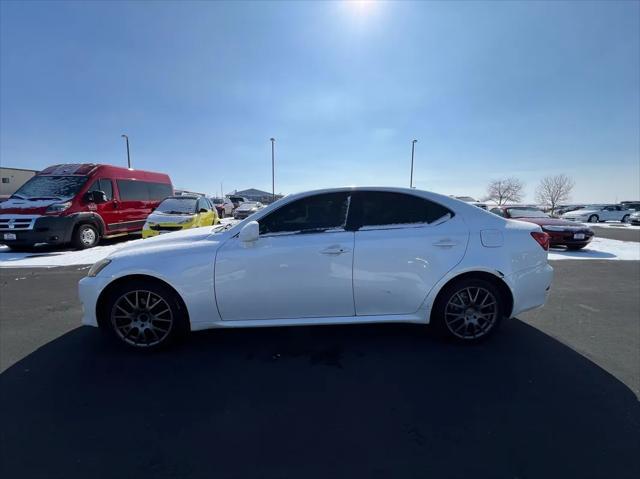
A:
72 223 100 249
432 278 504 342
587 215 599 223
103 279 187 350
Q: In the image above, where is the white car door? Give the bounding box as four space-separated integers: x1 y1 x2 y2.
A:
602 206 617 221
215 192 355 320
350 191 469 316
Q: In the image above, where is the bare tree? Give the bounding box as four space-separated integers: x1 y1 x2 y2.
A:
485 177 525 205
535 174 575 215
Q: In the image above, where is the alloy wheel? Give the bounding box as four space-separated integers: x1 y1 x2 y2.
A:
110 290 174 347
444 287 498 340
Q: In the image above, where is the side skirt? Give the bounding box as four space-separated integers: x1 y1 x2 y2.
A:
190 313 426 331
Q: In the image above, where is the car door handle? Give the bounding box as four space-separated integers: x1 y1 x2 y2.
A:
432 239 458 247
320 246 350 255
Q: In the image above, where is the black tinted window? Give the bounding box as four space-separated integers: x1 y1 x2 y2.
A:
259 192 350 234
355 192 451 227
88 179 113 201
117 180 148 201
148 182 173 201
196 198 209 211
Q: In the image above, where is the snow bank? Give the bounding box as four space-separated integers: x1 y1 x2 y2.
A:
0 218 239 268
548 237 640 261
1 220 637 268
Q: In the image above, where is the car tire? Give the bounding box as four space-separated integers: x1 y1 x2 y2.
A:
219 210 225 219
622 215 630 223
567 244 586 250
588 215 599 223
431 277 504 343
102 279 188 350
72 223 100 250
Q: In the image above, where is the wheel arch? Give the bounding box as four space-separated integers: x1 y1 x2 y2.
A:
70 212 106 237
95 274 191 329
429 270 514 322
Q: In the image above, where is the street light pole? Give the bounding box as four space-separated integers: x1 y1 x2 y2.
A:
410 139 417 188
121 134 131 169
270 138 275 202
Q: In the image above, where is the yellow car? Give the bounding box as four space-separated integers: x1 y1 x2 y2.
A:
142 196 219 238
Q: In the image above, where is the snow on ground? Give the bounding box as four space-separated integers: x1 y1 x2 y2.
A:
1 219 638 267
548 237 640 261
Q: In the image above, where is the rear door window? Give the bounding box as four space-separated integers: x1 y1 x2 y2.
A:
351 191 451 228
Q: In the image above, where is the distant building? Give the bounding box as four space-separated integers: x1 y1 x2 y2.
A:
0 167 38 198
228 188 284 204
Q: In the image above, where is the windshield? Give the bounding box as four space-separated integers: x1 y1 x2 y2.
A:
12 175 88 200
507 208 549 218
156 198 197 214
584 205 604 210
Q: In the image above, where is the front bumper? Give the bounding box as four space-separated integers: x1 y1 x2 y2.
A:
79 275 112 328
0 216 75 246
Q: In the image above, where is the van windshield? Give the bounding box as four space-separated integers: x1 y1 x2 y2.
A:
156 198 197 215
12 175 88 200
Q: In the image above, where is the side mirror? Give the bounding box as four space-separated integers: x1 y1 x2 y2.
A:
239 221 259 242
199 208 208 213
86 190 107 204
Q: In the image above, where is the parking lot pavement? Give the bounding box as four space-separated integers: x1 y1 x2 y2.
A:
591 224 640 242
1 261 639 478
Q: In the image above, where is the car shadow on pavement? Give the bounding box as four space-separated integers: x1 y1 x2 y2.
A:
1 320 639 479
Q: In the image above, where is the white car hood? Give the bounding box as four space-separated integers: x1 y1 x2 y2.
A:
109 226 220 259
145 212 195 224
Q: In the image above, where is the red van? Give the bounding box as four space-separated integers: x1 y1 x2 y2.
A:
0 164 173 250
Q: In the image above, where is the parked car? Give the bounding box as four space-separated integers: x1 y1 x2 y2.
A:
629 211 640 226
554 204 585 216
142 196 218 239
228 195 248 209
210 197 234 218
490 206 594 250
0 163 173 251
561 204 632 223
79 187 553 349
233 201 264 219
620 201 640 212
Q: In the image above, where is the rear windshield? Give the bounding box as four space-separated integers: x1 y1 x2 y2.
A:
507 208 549 218
12 175 88 200
156 198 197 214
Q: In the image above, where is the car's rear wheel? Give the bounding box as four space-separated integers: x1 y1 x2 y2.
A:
432 278 504 342
104 280 187 350
587 215 599 223
622 214 630 223
72 223 99 249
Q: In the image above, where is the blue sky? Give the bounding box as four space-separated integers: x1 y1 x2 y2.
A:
1 0 638 202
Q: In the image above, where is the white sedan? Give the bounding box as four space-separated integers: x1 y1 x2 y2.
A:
79 187 553 349
561 204 633 223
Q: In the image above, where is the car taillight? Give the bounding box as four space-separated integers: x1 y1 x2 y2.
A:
531 231 550 251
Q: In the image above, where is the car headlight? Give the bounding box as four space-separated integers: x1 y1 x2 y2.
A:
46 201 72 213
87 258 111 277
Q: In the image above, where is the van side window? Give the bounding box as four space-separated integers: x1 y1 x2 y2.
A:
148 183 173 201
117 180 149 201
88 179 113 201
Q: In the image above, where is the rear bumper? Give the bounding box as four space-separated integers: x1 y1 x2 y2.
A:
506 263 554 317
0 216 75 246
545 230 593 247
